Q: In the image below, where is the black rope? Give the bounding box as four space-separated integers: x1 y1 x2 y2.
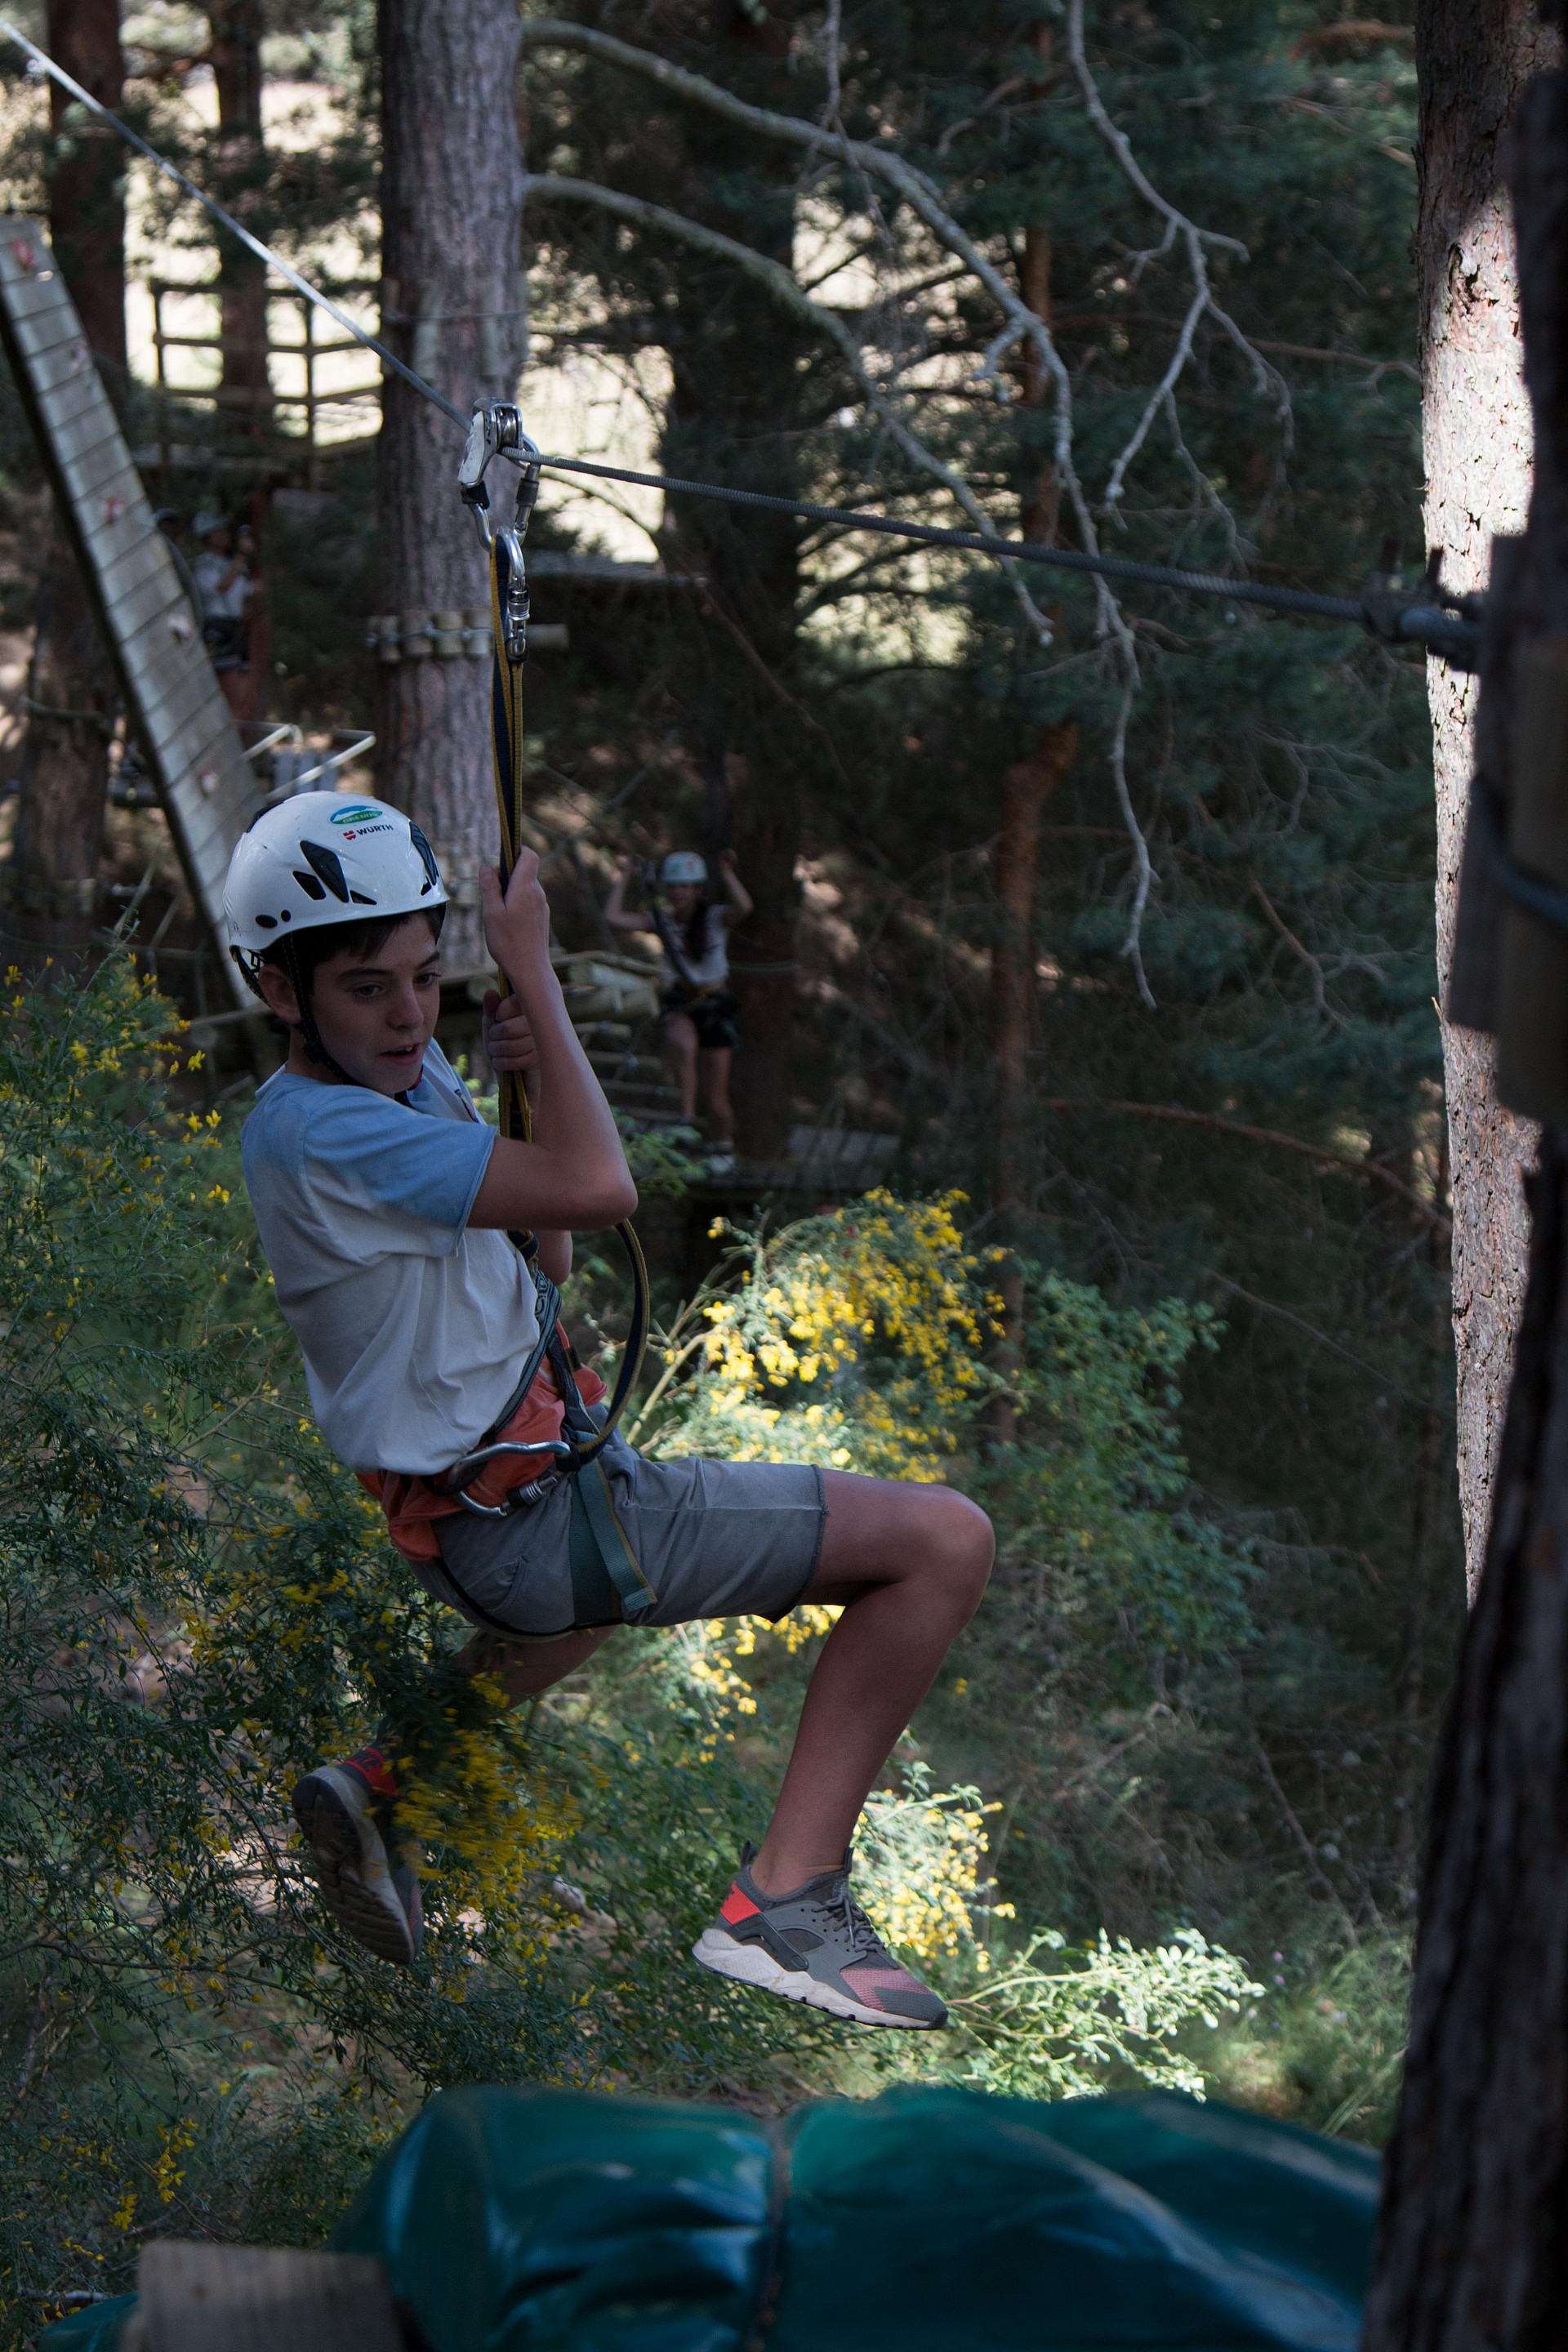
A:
1 16 1446 646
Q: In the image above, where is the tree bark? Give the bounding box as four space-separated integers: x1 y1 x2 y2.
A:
207 0 272 431
983 724 1076 1447
6 0 124 967
376 0 526 971
46 0 125 385
1363 60 1568 2350
1418 0 1555 1594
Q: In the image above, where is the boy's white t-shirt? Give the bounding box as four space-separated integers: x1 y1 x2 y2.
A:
240 1040 538 1475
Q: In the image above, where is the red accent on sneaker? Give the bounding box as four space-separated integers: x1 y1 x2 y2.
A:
844 1962 925 2011
720 1885 761 1925
340 1743 399 1800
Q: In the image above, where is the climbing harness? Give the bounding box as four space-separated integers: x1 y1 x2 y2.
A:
448 399 655 1621
2 14 1482 669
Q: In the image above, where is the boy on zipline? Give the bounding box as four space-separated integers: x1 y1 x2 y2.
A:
229 793 991 2029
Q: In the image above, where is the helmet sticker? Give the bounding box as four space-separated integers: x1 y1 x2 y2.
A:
330 803 382 826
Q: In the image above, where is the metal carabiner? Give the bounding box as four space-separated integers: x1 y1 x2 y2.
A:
458 400 542 547
439 1436 575 1520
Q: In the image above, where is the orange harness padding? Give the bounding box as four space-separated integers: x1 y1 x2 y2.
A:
359 1357 607 1566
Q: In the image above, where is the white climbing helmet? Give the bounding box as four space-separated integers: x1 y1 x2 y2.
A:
661 850 707 887
224 791 448 988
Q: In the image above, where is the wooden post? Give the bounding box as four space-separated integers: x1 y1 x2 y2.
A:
1362 45 1568 2348
136 2239 402 2352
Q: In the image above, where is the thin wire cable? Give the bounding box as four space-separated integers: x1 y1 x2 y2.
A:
531 452 1363 619
0 14 466 430
0 16 1395 634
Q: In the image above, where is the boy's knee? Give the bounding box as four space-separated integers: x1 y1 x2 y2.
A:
926 1485 993 1607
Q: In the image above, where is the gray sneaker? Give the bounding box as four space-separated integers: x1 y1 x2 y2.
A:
693 1843 947 2029
292 1748 423 1967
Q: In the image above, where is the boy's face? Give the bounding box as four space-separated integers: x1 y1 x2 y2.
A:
261 916 442 1094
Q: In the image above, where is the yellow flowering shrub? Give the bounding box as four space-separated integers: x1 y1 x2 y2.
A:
644 1192 995 1482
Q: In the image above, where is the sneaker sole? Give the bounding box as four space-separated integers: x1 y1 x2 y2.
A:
692 1928 945 2029
292 1768 418 1967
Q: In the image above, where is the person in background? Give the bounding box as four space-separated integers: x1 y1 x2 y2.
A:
192 509 259 722
605 849 752 1178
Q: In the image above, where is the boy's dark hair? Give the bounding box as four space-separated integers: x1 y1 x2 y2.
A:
257 906 445 997
682 897 712 963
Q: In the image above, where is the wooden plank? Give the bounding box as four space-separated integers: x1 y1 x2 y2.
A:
151 700 245 792
5 296 82 366
28 344 101 414
47 401 123 474
139 2240 403 2352
58 434 134 510
0 219 255 1004
119 629 204 710
94 523 178 609
111 571 193 651
122 648 212 737
167 786 260 914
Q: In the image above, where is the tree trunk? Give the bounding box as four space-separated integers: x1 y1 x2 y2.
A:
982 723 1076 1448
207 0 272 431
376 0 526 972
1363 61 1568 2349
1418 0 1555 1595
6 0 124 967
46 0 125 385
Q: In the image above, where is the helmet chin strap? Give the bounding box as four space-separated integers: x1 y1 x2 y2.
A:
282 935 357 1086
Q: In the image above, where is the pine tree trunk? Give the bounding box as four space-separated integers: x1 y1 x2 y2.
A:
1363 60 1568 2348
1419 0 1555 1594
376 0 526 973
46 0 124 385
208 0 272 432
982 724 1076 1448
6 0 123 967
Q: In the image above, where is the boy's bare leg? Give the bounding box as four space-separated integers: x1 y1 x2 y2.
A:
749 1469 992 1894
455 1625 615 1705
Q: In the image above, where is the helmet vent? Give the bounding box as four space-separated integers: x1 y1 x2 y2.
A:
253 914 277 930
297 839 353 902
408 822 441 889
292 870 327 901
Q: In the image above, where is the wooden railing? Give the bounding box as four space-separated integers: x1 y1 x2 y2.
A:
146 279 381 482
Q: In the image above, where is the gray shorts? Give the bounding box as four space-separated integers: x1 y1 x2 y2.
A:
422 1428 826 1641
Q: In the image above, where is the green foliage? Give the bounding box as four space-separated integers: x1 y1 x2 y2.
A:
2 966 1283 2332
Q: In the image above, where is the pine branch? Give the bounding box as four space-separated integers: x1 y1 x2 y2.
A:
1037 1096 1450 1231
526 172 1057 639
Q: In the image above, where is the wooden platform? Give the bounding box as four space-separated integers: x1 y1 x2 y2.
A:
0 219 260 1004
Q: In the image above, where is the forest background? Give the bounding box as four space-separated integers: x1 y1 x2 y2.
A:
0 0 1458 2332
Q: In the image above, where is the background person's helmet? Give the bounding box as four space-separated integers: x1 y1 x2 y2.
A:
192 508 226 538
660 850 708 887
224 791 448 997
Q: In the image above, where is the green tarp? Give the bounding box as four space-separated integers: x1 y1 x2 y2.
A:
40 2083 1379 2350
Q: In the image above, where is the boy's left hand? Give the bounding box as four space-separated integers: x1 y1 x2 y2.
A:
482 989 541 1084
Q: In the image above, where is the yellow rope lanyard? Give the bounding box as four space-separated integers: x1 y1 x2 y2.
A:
469 405 652 1456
